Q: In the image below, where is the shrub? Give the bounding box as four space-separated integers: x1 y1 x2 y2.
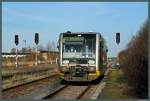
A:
119 21 148 98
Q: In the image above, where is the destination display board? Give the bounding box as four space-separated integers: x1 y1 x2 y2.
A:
64 37 84 42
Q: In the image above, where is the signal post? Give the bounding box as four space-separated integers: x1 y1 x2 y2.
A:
116 32 120 64
35 33 39 66
15 35 19 68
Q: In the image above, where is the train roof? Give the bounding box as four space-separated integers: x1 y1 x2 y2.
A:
60 31 106 40
61 31 101 35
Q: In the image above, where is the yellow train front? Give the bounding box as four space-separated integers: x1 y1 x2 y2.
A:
57 31 108 82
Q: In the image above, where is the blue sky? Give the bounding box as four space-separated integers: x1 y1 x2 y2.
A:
2 2 148 57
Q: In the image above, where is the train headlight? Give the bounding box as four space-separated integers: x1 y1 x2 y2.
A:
61 67 68 72
63 60 69 64
88 67 96 72
88 60 95 64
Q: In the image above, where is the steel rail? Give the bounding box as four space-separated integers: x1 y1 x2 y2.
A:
3 74 58 91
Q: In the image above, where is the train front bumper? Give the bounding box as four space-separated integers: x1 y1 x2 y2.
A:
58 71 102 82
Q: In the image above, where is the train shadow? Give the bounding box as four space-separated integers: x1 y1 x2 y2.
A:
60 75 104 86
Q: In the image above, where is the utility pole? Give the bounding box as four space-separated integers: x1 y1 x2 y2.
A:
15 35 19 68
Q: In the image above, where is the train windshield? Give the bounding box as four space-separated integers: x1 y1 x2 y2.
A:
62 34 96 59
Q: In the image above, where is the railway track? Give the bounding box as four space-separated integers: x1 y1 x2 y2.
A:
43 69 108 100
44 85 92 99
3 73 58 91
2 74 60 99
2 69 108 99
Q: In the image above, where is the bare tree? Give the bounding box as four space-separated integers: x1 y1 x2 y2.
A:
119 21 148 98
52 40 57 52
46 40 57 52
51 40 57 60
46 41 52 52
10 48 16 53
45 40 57 63
46 41 53 61
38 44 45 51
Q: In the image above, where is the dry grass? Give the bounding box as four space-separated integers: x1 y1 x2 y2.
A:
100 69 137 99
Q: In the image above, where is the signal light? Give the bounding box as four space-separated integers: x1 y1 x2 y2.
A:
15 35 19 45
35 33 39 45
67 31 71 34
106 49 108 52
116 33 120 45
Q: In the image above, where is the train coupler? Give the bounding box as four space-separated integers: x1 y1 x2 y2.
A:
67 66 89 79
